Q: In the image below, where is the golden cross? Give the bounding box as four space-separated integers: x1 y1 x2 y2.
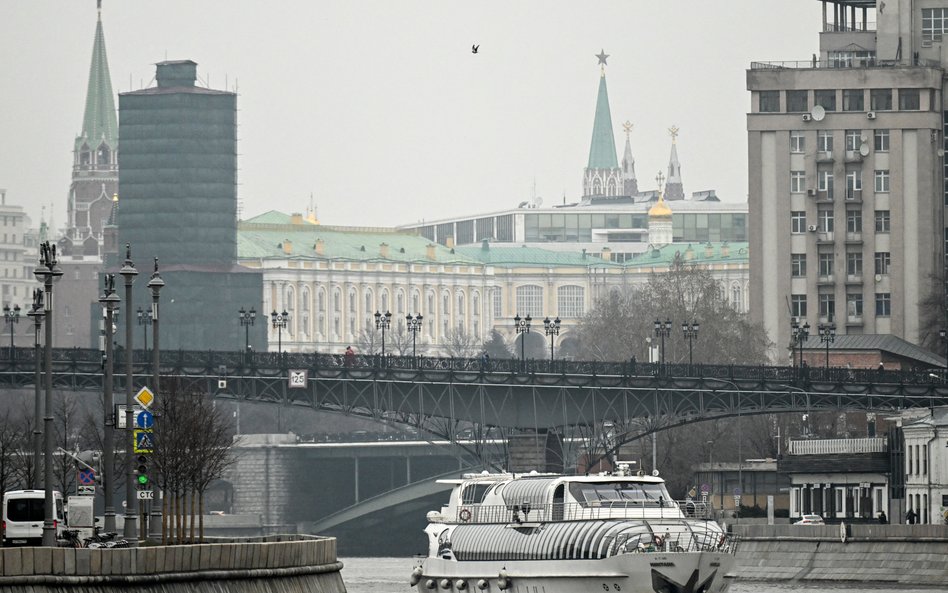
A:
656 171 666 194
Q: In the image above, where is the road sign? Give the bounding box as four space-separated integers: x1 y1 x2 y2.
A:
78 485 95 496
77 468 96 486
136 410 154 429
733 487 743 496
288 370 307 388
134 386 155 409
133 429 154 453
116 405 144 429
733 495 742 507
137 490 154 500
700 483 711 494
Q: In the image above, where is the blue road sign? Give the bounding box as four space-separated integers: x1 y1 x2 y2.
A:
77 468 95 485
136 410 154 429
134 429 154 453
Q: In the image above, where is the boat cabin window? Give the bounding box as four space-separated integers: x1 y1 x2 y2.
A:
568 481 671 506
460 483 493 504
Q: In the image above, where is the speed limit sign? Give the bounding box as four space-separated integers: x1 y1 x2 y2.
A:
288 370 307 388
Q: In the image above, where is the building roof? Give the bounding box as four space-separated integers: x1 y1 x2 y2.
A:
76 8 117 152
454 241 749 269
627 242 749 268
587 73 619 170
801 333 946 367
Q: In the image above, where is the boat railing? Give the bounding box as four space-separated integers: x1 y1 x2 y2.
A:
453 500 712 524
608 531 740 556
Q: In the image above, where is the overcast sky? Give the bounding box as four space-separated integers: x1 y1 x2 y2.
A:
0 1 821 230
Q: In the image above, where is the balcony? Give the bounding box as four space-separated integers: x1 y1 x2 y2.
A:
788 437 886 456
750 58 941 70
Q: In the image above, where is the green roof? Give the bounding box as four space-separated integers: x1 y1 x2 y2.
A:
587 74 618 169
625 242 749 268
455 245 618 267
76 13 117 152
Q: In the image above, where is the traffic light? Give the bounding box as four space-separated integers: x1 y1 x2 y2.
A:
135 454 149 486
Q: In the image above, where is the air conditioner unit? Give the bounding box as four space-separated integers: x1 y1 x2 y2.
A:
802 114 813 122
807 224 819 232
867 111 877 120
807 189 817 197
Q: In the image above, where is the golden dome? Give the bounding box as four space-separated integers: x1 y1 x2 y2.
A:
648 194 673 218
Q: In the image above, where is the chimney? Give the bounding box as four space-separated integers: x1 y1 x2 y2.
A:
282 239 293 255
314 238 324 255
481 238 490 251
601 247 612 262
290 212 304 225
426 244 437 260
444 237 455 249
684 245 694 260
721 242 730 258
379 243 390 258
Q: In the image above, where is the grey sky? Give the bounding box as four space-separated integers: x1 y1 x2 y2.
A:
1 1 820 230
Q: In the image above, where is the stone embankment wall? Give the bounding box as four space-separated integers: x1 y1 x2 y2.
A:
729 524 948 586
0 534 345 593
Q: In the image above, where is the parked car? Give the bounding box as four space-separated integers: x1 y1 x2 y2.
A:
793 514 825 525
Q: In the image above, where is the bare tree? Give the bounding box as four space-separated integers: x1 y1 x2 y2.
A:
443 328 480 359
0 412 23 494
53 392 80 496
482 329 511 359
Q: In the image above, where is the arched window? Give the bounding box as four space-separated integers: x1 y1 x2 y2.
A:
515 285 543 317
493 289 502 318
442 291 451 316
607 178 617 196
365 289 374 314
79 144 91 166
97 143 111 166
730 281 744 312
301 286 311 338
593 178 602 194
381 289 390 313
412 290 421 315
457 292 465 316
317 289 325 312
396 290 405 315
472 292 480 315
557 285 585 318
285 286 296 337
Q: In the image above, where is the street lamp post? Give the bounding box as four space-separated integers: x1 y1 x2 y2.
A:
681 320 699 371
405 314 423 360
137 307 152 353
940 328 948 373
818 323 836 368
146 259 164 542
3 303 20 360
119 245 139 545
239 307 256 352
270 310 288 355
791 318 810 369
543 316 561 363
374 311 392 364
34 241 62 546
653 319 672 370
26 289 43 489
514 314 532 370
98 274 120 534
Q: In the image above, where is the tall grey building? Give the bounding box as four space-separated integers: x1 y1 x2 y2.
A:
747 0 946 360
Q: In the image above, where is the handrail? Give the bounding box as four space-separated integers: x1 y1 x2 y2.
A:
448 500 712 524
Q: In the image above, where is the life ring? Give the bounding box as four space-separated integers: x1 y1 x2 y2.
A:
459 508 472 522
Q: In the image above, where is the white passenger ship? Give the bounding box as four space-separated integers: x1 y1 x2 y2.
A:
411 466 735 593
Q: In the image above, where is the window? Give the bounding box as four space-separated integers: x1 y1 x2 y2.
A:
845 130 862 151
899 89 920 111
790 171 806 193
492 290 502 318
515 285 543 317
870 89 892 111
874 252 890 275
847 252 862 276
847 210 862 233
818 169 834 198
557 285 584 318
791 211 807 233
875 293 891 316
846 169 861 200
791 254 807 277
787 90 808 113
819 253 834 277
815 90 836 112
819 210 834 232
874 129 889 152
759 91 779 113
847 293 863 318
922 8 948 42
874 170 890 192
791 294 807 318
790 131 806 153
843 89 864 112
820 294 835 321
875 210 890 232
818 130 834 152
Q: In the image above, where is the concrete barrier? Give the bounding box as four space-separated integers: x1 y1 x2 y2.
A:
0 534 345 593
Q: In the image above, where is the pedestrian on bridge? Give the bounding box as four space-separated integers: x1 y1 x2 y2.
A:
345 346 355 367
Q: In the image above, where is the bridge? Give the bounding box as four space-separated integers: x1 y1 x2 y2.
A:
2 348 947 433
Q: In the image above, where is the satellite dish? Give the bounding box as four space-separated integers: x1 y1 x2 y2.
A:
811 105 826 122
859 143 870 157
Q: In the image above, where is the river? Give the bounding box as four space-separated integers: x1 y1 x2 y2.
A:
340 557 948 593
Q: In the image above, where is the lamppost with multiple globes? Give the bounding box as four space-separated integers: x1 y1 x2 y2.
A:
681 320 699 369
543 316 560 363
137 307 152 353
3 303 20 360
405 314 423 359
98 274 120 534
653 319 672 368
239 307 256 352
26 289 43 488
271 310 288 354
818 323 836 368
145 258 164 541
119 245 139 545
791 318 810 369
34 241 61 546
514 314 532 369
375 311 392 361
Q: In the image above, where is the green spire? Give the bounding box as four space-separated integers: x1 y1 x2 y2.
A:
587 72 618 169
75 6 117 152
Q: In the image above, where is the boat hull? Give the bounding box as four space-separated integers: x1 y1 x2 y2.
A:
416 551 733 593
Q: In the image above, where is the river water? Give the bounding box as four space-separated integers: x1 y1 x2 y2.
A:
339 557 947 593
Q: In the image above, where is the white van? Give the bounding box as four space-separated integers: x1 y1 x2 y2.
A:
2 490 65 546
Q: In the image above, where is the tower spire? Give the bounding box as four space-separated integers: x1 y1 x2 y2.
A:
583 50 621 198
77 1 118 153
621 120 638 195
664 125 685 201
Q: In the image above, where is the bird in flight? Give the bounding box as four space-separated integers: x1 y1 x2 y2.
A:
472 44 479 54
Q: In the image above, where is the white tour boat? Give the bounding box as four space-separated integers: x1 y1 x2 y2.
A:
410 465 735 593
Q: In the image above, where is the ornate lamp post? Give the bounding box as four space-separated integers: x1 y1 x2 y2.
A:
818 323 836 368
3 303 20 360
374 311 392 362
98 274 120 534
940 329 948 372
653 319 672 368
34 241 61 546
137 307 152 353
542 316 561 363
791 318 811 368
26 289 43 488
146 259 163 541
681 320 699 370
239 307 256 352
119 245 139 545
405 314 423 360
270 309 288 354
514 313 532 369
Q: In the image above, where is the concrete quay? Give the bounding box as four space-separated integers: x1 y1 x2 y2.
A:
0 534 346 593
728 524 948 586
